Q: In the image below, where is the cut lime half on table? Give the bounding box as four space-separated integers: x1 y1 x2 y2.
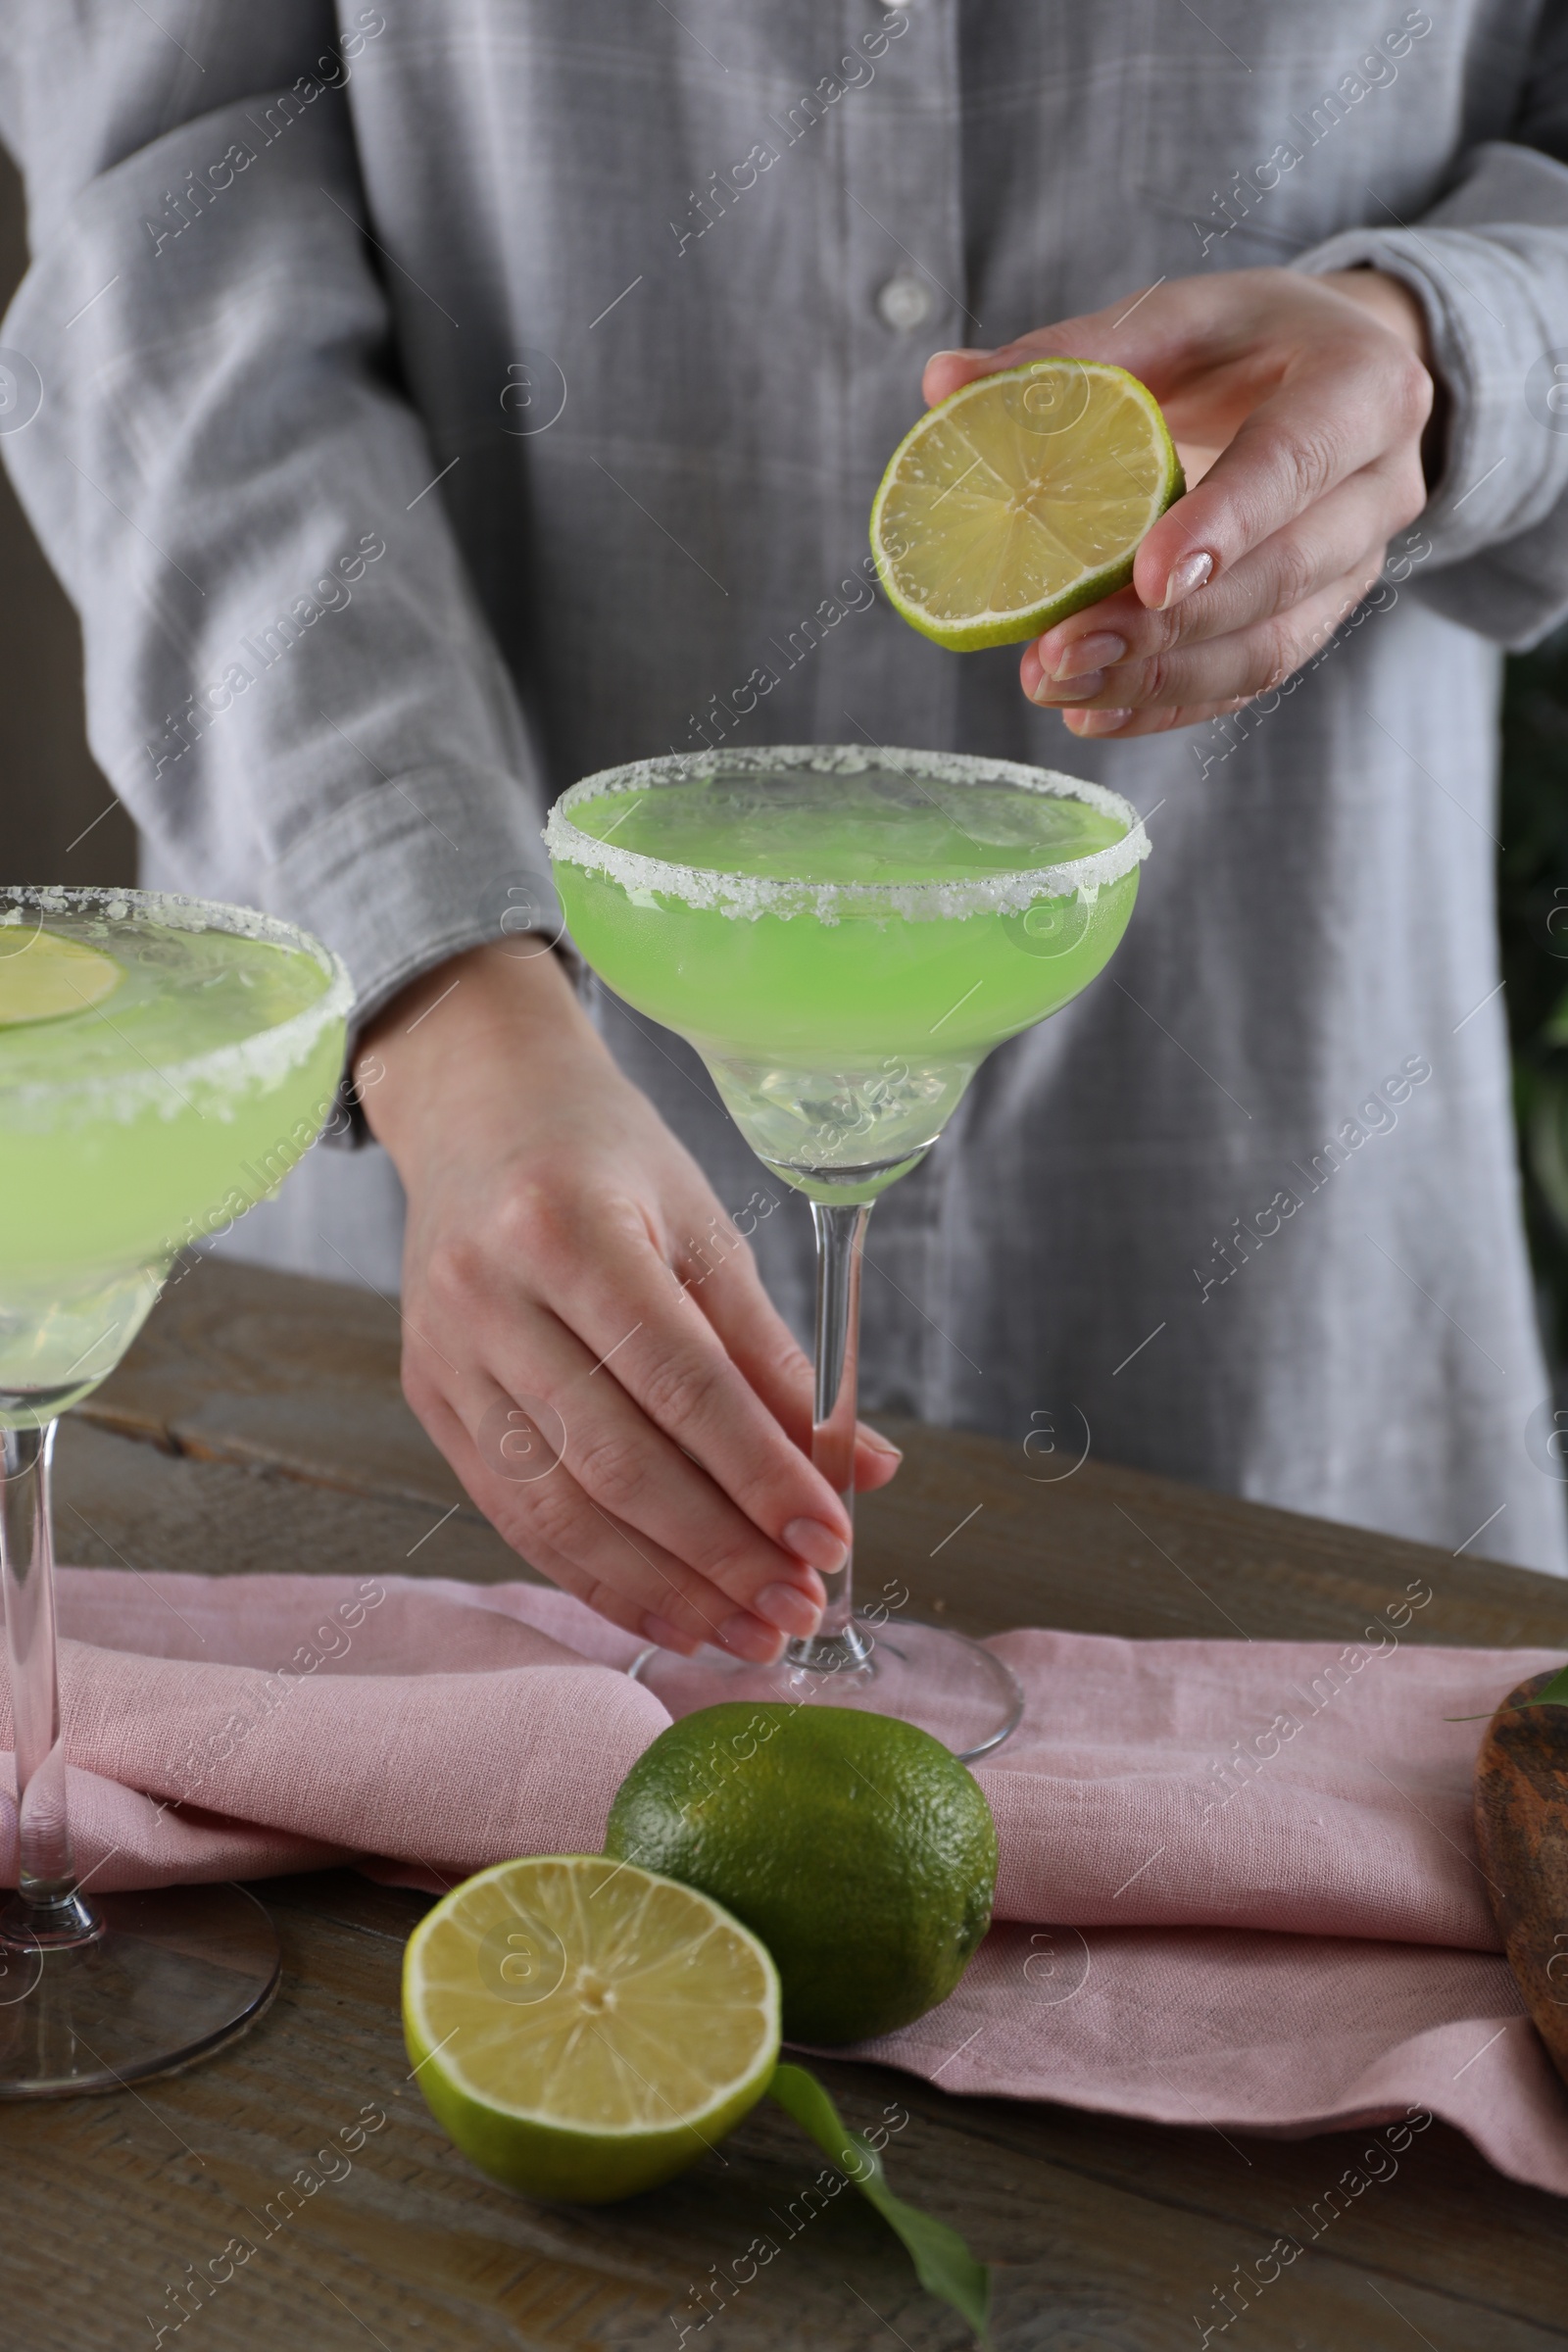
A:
403 1854 780 2203
870 357 1185 651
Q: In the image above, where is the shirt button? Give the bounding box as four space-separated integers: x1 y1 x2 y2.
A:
876 273 934 333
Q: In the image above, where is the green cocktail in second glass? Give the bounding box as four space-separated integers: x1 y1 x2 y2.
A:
0 887 351 2096
548 747 1149 1756
1 898 347 1416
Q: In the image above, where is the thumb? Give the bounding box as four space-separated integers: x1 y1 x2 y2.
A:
854 1423 904 1494
921 316 1143 412
922 277 1224 414
921 345 999 408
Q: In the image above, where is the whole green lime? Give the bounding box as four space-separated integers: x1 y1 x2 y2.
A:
604 1702 998 2044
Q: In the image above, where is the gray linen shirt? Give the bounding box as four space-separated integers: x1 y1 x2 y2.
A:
5 2 1568 1571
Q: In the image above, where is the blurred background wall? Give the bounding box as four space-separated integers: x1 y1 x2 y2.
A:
0 145 135 891
3 135 1567 1386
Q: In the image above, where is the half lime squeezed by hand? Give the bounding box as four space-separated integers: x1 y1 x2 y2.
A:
870 357 1184 650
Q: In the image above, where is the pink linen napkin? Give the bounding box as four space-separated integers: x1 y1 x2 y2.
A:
9 1568 1565 2196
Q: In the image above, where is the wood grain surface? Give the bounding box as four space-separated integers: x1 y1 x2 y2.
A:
2 1254 1562 2350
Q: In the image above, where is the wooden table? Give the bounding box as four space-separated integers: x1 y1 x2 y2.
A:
10 1256 1568 2351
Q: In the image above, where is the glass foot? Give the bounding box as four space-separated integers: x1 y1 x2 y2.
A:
0 1884 279 2097
630 1615 1022 1761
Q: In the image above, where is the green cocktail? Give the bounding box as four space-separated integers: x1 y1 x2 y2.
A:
1 900 346 1419
0 887 351 2096
548 747 1148 1754
555 754 1138 1200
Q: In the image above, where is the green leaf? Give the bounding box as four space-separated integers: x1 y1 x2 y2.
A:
1530 1067 1568 1237
1518 1661 1568 1710
767 2061 994 2349
1446 1659 1568 1721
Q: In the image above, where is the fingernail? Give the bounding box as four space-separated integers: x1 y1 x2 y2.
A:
858 1427 904 1459
1161 550 1213 609
754 1580 823 1638
1033 668 1105 707
719 1611 786 1664
1066 707 1134 736
782 1517 850 1575
641 1613 699 1656
1054 632 1127 681
929 346 991 364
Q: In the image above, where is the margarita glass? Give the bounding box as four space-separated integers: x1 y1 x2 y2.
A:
0 885 351 2093
547 746 1148 1758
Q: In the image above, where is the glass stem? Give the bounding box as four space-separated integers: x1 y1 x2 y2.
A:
787 1200 874 1672
0 1424 95 1943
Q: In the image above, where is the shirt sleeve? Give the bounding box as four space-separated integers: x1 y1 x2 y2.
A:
0 5 562 1042
1292 14 1568 649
